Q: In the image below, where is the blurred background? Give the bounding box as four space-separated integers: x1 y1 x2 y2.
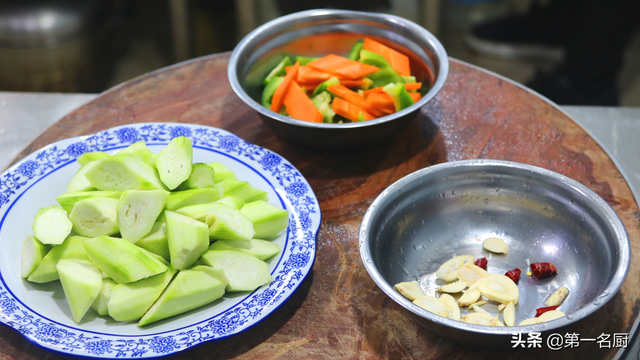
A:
0 0 638 106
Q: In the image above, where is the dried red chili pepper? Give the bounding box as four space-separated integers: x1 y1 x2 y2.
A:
530 262 557 279
474 257 488 270
535 305 559 317
505 268 521 284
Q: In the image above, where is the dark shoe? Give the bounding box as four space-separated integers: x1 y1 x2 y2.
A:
464 0 582 61
525 68 618 106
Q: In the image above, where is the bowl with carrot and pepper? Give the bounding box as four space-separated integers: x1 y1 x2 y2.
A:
228 9 448 147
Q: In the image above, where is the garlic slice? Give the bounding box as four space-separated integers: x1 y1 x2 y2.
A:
519 317 540 326
469 300 488 309
482 237 509 254
477 274 519 305
471 304 492 316
544 287 570 307
457 263 489 285
394 280 425 301
437 281 468 293
463 312 493 325
503 302 516 326
457 289 482 306
538 310 566 322
436 255 474 281
489 314 505 326
413 295 449 317
439 293 461 321
498 304 506 312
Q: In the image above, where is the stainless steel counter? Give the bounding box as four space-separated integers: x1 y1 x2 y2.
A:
0 91 639 358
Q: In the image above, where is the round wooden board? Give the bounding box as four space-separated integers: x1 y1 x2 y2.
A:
4 54 639 359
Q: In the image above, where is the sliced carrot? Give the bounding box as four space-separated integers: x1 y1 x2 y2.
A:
327 84 366 109
404 82 422 91
339 79 366 88
297 66 337 84
365 92 395 115
363 38 411 76
283 81 323 123
365 104 388 118
409 92 422 102
307 54 379 80
363 83 422 97
271 61 300 113
332 97 376 122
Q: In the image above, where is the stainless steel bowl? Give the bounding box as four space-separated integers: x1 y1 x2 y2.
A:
359 160 630 347
227 9 449 147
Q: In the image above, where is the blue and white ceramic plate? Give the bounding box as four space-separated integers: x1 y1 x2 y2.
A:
0 123 320 358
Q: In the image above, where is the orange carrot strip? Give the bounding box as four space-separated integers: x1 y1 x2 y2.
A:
363 38 411 76
365 105 388 118
404 82 422 91
327 84 367 109
307 54 379 80
363 83 422 97
283 81 323 123
365 92 395 115
297 66 338 84
332 97 376 122
271 62 300 113
409 92 422 102
339 79 366 88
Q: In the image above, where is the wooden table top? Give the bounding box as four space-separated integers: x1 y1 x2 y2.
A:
4 54 639 359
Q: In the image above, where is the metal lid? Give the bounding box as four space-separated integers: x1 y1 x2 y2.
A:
0 0 108 48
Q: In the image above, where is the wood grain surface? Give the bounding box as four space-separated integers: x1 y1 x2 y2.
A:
4 54 639 360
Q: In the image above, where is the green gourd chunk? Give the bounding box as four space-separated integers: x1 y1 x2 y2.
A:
67 161 99 193
138 266 228 327
82 236 168 284
176 163 215 190
27 236 89 283
164 188 220 211
240 200 289 239
108 267 177 322
165 211 209 270
32 205 73 245
134 221 170 261
69 197 119 237
116 190 169 242
57 259 102 323
21 235 50 278
208 239 280 261
155 136 193 190
208 162 237 183
91 278 116 316
56 191 122 213
85 155 166 191
198 250 272 292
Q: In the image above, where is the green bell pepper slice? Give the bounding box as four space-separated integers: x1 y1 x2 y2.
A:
261 76 284 108
401 75 417 84
311 92 336 123
359 49 404 87
312 76 340 97
262 57 292 86
295 56 319 66
383 82 415 112
348 40 364 61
